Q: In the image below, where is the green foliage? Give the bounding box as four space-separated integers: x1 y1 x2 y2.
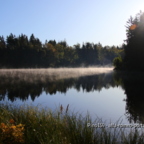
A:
1 104 144 144
0 34 123 68
113 57 123 70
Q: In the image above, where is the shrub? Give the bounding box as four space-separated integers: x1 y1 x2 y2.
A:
113 56 123 70
0 119 24 144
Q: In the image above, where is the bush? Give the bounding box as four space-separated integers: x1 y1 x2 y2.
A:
113 57 123 70
0 121 24 144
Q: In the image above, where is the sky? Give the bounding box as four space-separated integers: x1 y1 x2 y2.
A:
0 0 144 47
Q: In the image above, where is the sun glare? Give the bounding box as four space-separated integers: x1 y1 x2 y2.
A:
130 24 137 30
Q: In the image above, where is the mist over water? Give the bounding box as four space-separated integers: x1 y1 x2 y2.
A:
1 67 144 125
1 67 127 123
0 67 113 81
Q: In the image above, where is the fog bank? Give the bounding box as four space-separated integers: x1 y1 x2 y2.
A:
0 67 113 81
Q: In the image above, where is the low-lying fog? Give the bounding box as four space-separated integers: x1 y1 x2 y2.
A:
0 67 113 81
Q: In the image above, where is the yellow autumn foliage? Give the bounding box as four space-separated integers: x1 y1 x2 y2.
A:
0 120 24 144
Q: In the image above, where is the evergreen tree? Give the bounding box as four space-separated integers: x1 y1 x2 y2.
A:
114 11 144 71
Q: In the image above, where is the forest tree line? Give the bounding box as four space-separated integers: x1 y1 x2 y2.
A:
0 33 123 68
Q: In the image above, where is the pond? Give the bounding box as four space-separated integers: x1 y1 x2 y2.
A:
0 68 144 125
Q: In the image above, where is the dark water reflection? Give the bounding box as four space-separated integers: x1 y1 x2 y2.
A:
0 72 115 101
0 69 144 124
114 72 144 124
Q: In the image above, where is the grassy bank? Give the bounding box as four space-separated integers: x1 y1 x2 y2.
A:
0 104 144 144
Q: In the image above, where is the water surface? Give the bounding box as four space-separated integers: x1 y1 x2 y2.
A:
0 68 144 125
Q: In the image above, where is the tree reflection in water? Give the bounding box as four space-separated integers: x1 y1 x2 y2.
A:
0 70 114 101
114 71 144 124
1 70 144 124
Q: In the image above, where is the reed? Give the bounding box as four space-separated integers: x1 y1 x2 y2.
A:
0 103 144 144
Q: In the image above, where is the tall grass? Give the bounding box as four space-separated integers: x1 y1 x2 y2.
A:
0 104 144 144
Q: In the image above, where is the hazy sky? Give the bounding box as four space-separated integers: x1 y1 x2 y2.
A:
0 0 143 47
